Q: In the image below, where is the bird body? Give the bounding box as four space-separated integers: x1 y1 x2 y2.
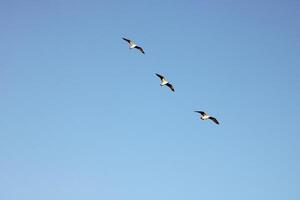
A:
122 37 145 54
160 79 169 86
201 115 210 120
128 41 137 48
155 73 175 92
195 111 219 125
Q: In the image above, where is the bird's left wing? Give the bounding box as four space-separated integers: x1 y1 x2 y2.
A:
122 37 131 43
155 73 164 80
195 111 206 116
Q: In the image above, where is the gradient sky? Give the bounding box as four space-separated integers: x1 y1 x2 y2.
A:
1 0 300 200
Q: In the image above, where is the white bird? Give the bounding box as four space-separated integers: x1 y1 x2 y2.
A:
194 111 219 125
122 37 145 54
155 73 174 92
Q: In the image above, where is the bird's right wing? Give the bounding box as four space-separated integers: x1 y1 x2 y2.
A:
166 83 175 92
209 117 219 125
135 46 145 54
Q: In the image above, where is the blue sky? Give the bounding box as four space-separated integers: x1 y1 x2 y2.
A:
1 0 300 199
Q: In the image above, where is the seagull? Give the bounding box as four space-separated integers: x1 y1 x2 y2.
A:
155 73 175 92
194 111 219 125
122 37 145 54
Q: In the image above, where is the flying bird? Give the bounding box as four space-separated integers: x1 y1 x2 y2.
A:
122 37 145 54
155 73 175 92
194 111 219 125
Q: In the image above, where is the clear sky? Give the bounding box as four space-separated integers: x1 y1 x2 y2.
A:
1 0 300 199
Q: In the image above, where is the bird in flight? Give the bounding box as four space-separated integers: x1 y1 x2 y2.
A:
155 73 175 92
122 37 145 54
194 111 219 125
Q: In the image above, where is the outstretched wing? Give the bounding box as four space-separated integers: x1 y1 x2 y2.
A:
135 46 145 54
166 83 175 92
155 73 164 80
209 117 219 125
194 111 206 116
122 37 131 44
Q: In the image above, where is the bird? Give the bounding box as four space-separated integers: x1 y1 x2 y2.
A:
155 73 175 92
122 37 145 54
194 111 219 125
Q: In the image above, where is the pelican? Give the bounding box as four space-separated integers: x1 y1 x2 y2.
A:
155 73 174 92
194 111 219 125
122 37 145 54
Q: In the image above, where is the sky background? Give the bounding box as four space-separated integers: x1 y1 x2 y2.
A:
1 0 300 199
